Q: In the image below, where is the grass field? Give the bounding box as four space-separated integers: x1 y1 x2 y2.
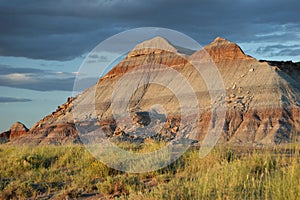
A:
0 143 300 199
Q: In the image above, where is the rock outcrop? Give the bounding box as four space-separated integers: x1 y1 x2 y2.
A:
0 122 28 143
1 37 300 146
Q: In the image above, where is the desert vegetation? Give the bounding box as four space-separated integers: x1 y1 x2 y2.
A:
0 143 300 199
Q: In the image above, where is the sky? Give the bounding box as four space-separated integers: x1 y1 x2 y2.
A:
0 0 299 132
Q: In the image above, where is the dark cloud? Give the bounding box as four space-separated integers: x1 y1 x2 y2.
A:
0 0 299 60
256 44 300 57
87 54 109 63
0 76 74 91
272 49 300 57
0 65 98 91
0 97 32 103
0 65 44 75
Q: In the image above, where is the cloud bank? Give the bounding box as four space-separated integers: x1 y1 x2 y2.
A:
0 65 98 91
0 97 32 103
0 0 299 61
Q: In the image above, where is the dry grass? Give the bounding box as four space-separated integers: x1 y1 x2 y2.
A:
0 143 299 199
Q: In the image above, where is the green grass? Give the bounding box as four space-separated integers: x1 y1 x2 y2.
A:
0 144 300 199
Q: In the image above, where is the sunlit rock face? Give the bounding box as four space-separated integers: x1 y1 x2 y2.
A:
1 37 300 146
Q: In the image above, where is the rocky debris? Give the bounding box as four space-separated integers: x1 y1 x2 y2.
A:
238 87 242 94
232 83 237 90
55 97 73 113
132 111 151 127
106 113 180 143
97 118 116 137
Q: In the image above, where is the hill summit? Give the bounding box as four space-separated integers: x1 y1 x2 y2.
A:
190 37 250 62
